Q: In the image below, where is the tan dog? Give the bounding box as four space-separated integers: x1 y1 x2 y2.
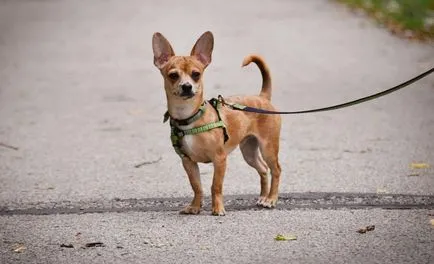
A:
152 31 281 216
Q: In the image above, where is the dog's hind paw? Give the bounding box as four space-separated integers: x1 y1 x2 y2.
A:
257 197 277 208
256 196 268 206
180 205 201 215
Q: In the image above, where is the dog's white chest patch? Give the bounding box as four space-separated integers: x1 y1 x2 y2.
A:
182 135 195 154
179 122 195 155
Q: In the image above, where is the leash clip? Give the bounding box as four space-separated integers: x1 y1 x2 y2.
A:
217 94 246 111
218 95 233 109
217 95 225 105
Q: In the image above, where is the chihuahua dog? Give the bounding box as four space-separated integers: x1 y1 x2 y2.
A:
152 31 281 216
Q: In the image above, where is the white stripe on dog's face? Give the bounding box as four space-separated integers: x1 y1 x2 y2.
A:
178 75 199 96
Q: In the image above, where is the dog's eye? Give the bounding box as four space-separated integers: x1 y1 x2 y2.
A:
168 72 179 81
191 71 201 81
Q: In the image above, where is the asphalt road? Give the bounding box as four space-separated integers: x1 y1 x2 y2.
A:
0 0 433 263
1 209 433 264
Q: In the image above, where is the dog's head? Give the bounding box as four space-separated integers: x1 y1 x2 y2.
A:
152 31 214 101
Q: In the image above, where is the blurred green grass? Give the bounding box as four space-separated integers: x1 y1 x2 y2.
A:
337 0 434 40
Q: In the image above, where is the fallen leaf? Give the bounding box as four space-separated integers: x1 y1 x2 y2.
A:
13 244 26 253
274 234 297 241
410 163 430 169
357 228 367 234
376 188 388 194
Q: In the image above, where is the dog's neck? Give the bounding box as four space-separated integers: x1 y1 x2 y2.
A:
166 92 204 121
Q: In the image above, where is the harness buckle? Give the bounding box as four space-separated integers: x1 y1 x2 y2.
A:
217 94 224 103
217 95 239 110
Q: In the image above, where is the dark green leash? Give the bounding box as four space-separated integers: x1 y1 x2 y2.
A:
164 67 433 158
220 67 434 114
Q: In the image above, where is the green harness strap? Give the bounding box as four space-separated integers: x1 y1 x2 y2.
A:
165 98 228 158
163 102 207 125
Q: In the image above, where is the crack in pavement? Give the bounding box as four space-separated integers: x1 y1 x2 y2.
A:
1 192 433 216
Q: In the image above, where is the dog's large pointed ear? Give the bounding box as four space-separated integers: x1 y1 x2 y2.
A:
190 31 214 67
152 32 175 69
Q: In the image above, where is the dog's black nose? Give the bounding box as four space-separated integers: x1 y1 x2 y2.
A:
181 83 192 93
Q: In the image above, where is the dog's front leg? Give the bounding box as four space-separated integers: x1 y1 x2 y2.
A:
180 158 202 215
211 152 227 216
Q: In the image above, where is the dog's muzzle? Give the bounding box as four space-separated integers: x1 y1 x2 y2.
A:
180 83 195 98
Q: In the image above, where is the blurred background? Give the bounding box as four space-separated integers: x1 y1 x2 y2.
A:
338 0 434 40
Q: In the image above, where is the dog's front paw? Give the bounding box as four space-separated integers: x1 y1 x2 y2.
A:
257 197 277 208
180 205 201 215
211 207 226 216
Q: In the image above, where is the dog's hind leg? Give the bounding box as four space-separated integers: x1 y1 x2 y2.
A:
258 139 281 208
240 136 269 205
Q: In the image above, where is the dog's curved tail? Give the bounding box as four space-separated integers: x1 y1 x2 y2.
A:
242 54 272 100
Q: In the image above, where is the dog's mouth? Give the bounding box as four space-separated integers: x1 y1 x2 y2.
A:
180 91 195 99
